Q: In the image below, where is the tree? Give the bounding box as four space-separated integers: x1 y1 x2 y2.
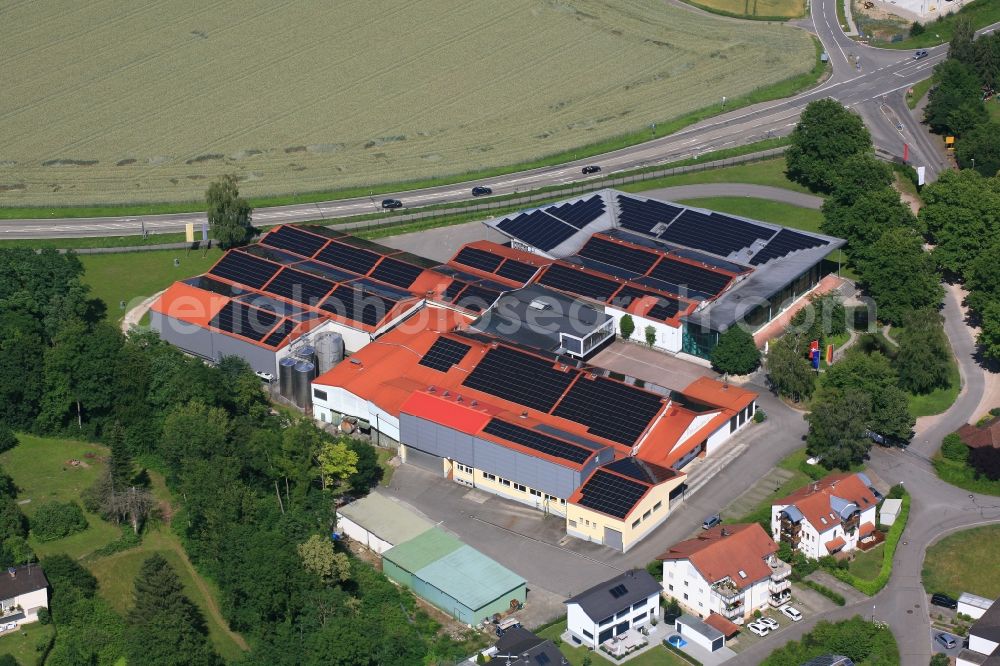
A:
316 440 358 491
895 309 952 394
30 501 88 542
0 424 16 454
345 439 382 496
978 299 1000 363
806 389 873 469
860 227 943 326
206 174 254 249
969 446 1000 481
827 153 894 204
823 349 915 440
711 326 760 375
297 535 351 584
644 325 656 347
766 335 816 402
821 188 918 268
973 32 1000 90
930 653 951 666
160 400 230 480
949 16 977 66
966 243 1000 313
920 169 1000 275
106 422 134 492
925 59 986 136
941 433 969 462
785 99 873 192
956 122 1000 177
126 554 219 666
619 314 635 340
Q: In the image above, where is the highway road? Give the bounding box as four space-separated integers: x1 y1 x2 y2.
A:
3 1 996 240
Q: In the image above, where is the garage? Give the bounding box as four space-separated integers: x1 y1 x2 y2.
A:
401 443 444 475
676 614 725 652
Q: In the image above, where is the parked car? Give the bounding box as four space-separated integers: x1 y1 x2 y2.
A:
931 593 958 609
746 622 770 637
254 371 274 383
381 198 403 209
581 165 602 174
935 633 957 649
779 605 803 622
702 514 722 530
914 49 929 60
471 186 492 196
758 617 780 630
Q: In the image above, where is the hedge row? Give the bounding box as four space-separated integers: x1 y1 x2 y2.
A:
828 493 911 595
803 580 846 606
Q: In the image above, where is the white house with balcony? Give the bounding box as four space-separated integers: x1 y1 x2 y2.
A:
0 565 48 628
565 569 661 649
658 523 791 624
771 472 879 559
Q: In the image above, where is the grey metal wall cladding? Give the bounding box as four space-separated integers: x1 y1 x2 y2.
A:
399 415 475 466
405 445 443 474
153 313 277 374
604 527 624 552
209 330 279 375
473 437 578 499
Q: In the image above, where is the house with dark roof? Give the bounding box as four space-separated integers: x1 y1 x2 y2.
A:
492 627 568 666
658 523 790 622
564 569 661 648
771 472 879 559
0 565 49 626
958 597 1000 666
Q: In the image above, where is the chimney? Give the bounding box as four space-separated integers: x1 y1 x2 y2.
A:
520 411 528 419
812 482 819 492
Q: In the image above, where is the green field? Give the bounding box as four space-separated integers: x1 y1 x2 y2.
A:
680 0 806 19
0 621 54 666
0 435 247 661
0 0 813 207
923 525 1000 599
625 157 810 193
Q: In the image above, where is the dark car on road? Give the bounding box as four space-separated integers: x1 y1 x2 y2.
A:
471 186 492 196
914 49 929 60
381 198 403 209
931 593 958 609
582 165 602 174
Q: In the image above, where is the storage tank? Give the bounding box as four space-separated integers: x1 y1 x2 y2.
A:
292 360 316 408
278 357 298 399
314 332 345 374
296 345 316 364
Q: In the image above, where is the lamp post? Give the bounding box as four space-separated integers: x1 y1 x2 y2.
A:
972 157 976 172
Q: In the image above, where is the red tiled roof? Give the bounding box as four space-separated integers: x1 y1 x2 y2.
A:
774 473 877 534
957 417 1000 449
705 612 741 638
859 522 876 537
682 377 756 413
825 536 846 552
658 523 778 590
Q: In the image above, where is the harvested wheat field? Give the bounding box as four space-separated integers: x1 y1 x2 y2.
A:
0 0 813 206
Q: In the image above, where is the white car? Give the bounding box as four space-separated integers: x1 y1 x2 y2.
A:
746 622 770 637
759 617 780 630
779 604 803 622
255 371 275 383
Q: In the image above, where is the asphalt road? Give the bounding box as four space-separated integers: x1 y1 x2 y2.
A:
3 5 996 240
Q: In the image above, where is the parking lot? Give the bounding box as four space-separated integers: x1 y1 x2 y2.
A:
929 628 965 658
726 606 804 653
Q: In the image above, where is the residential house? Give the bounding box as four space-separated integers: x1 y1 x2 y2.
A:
658 523 791 622
565 569 661 648
958 597 1000 666
492 627 568 666
771 472 879 559
959 593 994 620
0 565 48 626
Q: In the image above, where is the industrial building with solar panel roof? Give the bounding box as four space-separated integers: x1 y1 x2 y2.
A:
150 188 844 552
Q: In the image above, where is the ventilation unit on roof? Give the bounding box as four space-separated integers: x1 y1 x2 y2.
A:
651 222 669 235
428 385 436 392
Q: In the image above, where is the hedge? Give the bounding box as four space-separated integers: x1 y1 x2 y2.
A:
803 580 846 605
662 640 702 666
828 493 911 595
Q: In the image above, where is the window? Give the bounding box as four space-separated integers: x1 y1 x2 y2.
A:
643 510 651 520
482 472 496 481
599 616 612 627
530 489 541 497
500 478 511 487
684 581 689 587
683 593 688 601
653 501 662 511
616 610 629 620
313 388 328 400
730 415 738 433
568 519 577 527
668 584 674 591
632 601 645 611
514 483 526 492
560 499 566 504
632 519 641 528
698 602 703 608
634 611 647 622
456 463 472 474
582 629 593 639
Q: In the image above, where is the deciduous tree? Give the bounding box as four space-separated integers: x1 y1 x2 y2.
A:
895 308 952 394
806 389 872 469
956 122 1000 177
206 174 254 249
766 336 815 402
711 326 760 375
925 59 986 136
978 299 1000 363
920 169 1000 275
619 314 635 340
821 188 918 268
823 349 914 441
786 100 872 192
859 228 942 326
297 534 351 584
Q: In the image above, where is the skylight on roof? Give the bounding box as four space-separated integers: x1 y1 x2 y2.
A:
820 517 827 525
738 570 747 579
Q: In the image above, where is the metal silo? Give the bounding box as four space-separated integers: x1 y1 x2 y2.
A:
292 360 316 408
314 332 345 374
278 356 297 399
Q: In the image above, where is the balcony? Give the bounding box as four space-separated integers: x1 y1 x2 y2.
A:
769 578 791 595
769 590 791 607
768 559 792 582
720 602 745 619
711 579 743 603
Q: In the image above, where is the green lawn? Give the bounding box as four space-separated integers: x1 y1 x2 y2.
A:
906 77 935 110
623 158 810 194
0 621 55 666
923 525 1000 598
79 247 223 320
989 100 1000 123
849 545 884 580
376 448 396 487
933 454 1000 496
535 621 689 666
907 355 961 418
729 449 815 525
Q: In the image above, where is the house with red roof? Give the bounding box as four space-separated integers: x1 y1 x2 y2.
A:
771 472 879 559
658 523 791 623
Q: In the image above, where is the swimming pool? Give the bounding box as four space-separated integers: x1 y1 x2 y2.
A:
666 635 687 648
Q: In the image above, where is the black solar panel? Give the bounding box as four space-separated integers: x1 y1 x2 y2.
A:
264 267 335 305
659 210 775 257
609 584 628 599
553 376 663 445
418 337 471 372
750 228 828 265
370 257 423 289
319 285 396 327
603 457 653 483
210 301 279 341
648 257 733 296
482 419 593 465
462 346 575 413
314 241 381 275
208 251 282 290
261 318 297 347
616 196 683 235
495 259 538 284
648 298 682 321
537 263 621 301
453 247 503 273
577 236 658 274
443 280 467 302
576 470 649 519
453 284 501 313
608 285 649 308
259 225 328 258
497 210 577 252
545 195 606 229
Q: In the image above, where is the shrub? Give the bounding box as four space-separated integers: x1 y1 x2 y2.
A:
620 315 635 341
941 433 969 462
754 409 767 423
93 527 141 556
0 425 16 455
38 607 50 625
753 609 762 619
646 560 663 581
476 652 487 665
803 580 846 605
711 326 760 376
30 501 87 542
910 20 925 36
990 407 1000 417
645 325 656 347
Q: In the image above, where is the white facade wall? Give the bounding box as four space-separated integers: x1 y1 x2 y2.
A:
566 593 660 649
605 308 683 353
676 618 717 652
335 514 394 554
311 386 400 441
1 588 48 623
662 559 769 620
968 634 999 656
771 504 877 559
566 603 600 647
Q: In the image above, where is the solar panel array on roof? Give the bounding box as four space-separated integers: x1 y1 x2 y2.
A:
603 457 652 483
537 263 620 301
315 241 381 275
443 280 467 301
616 196 683 234
497 210 576 252
648 299 681 321
265 267 335 305
553 376 663 445
495 259 538 284
260 226 328 257
659 210 775 256
418 337 471 373
578 236 658 274
606 285 683 323
320 285 396 327
370 257 424 289
261 318 296 347
208 251 282 289
750 228 828 265
648 257 733 296
482 419 593 465
576 470 648 519
545 195 606 229
609 584 628 599
452 284 501 312
462 346 575 413
210 301 279 341
453 247 503 273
